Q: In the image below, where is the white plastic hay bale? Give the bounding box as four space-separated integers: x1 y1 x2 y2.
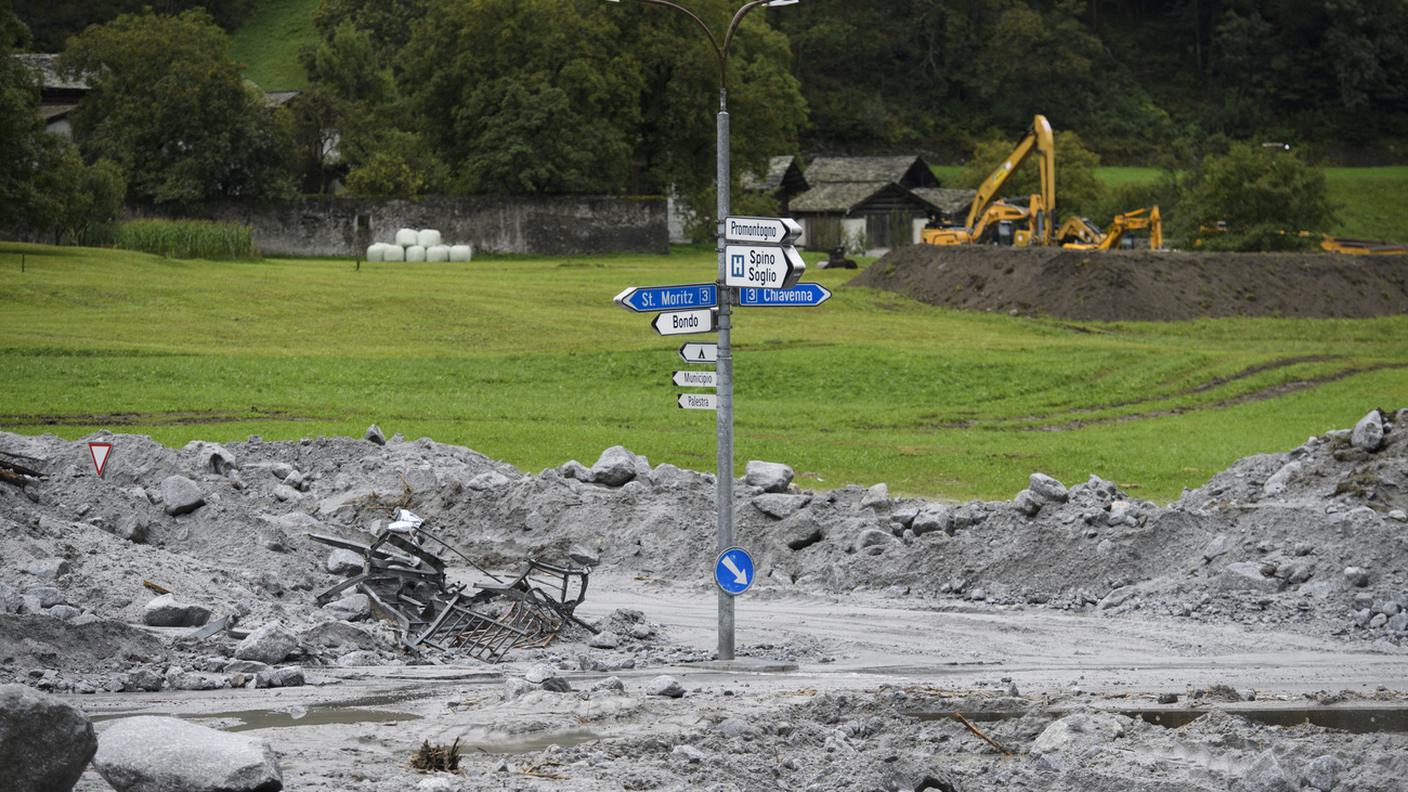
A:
426 245 450 262
417 229 442 248
406 245 427 262
383 244 405 262
395 228 418 247
449 244 472 262
365 243 386 262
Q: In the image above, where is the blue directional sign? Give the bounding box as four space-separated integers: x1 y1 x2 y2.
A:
614 283 718 313
714 547 755 596
737 283 832 308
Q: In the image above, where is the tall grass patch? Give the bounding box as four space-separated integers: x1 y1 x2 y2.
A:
116 220 257 260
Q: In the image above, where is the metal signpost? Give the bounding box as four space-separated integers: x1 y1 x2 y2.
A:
607 0 806 662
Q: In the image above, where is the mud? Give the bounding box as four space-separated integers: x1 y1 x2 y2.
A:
850 245 1408 321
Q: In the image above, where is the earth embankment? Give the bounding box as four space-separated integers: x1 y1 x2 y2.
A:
850 246 1408 321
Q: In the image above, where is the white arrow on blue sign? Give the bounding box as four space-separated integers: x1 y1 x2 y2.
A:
613 283 717 313
737 283 832 308
714 546 755 596
652 308 717 336
724 244 806 290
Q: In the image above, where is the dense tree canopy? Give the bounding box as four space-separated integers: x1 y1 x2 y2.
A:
15 0 256 50
60 10 296 205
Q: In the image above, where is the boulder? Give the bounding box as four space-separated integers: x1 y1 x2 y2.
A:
744 461 794 493
1351 409 1385 452
1261 460 1302 498
93 716 281 792
645 675 685 698
1241 749 1293 792
558 460 594 482
253 667 305 689
860 483 889 508
592 446 644 486
0 683 98 792
857 528 896 553
1215 562 1285 593
159 476 205 516
25 558 70 580
201 444 238 476
325 549 364 577
1028 473 1069 503
365 424 386 445
233 623 299 665
1031 711 1130 757
1301 754 1339 792
911 505 953 536
524 663 557 684
1343 566 1370 587
468 471 512 491
141 595 211 628
588 631 620 649
1014 489 1043 517
320 593 370 622
751 493 811 520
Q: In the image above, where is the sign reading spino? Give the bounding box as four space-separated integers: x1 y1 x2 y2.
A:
724 244 805 290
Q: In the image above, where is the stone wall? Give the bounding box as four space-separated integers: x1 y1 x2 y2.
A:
129 195 669 257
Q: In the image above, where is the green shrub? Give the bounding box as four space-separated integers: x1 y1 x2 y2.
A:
116 219 257 259
1176 143 1335 251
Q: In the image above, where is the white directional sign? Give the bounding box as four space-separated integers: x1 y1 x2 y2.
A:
679 343 718 363
673 370 718 388
724 244 806 289
652 308 717 336
678 393 718 410
725 216 802 245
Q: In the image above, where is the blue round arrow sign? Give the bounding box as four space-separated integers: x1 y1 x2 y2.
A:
714 546 755 596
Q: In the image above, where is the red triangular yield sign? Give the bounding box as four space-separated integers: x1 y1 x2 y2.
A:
88 442 113 477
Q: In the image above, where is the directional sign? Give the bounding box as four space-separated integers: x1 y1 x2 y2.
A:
614 283 717 313
737 283 832 308
725 216 802 245
673 370 718 388
724 244 805 290
714 546 755 596
678 393 718 411
88 441 113 477
652 308 717 336
679 343 718 364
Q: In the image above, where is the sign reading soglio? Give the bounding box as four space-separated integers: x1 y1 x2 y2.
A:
724 216 802 245
652 308 718 336
724 244 805 290
678 393 718 410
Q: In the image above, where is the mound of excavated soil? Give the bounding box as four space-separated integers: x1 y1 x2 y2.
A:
850 246 1408 321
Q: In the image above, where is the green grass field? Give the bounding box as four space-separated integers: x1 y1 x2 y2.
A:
3 242 1405 502
230 0 319 90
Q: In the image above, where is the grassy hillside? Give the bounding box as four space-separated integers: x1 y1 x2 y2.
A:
230 0 319 90
2 242 1405 501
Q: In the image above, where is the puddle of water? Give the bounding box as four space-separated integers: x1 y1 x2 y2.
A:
906 707 1408 734
91 705 422 732
462 729 602 755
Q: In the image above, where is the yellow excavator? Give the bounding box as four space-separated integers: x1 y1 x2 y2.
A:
922 114 1055 247
1058 206 1164 251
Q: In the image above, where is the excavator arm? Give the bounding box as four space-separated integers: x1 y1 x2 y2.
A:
964 115 1055 243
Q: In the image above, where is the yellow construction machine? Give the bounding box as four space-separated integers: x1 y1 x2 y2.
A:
1058 206 1163 251
923 115 1055 247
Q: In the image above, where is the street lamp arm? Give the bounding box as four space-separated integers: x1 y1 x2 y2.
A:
723 0 772 58
631 0 725 71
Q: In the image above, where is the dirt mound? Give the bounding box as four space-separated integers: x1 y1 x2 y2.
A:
850 246 1408 321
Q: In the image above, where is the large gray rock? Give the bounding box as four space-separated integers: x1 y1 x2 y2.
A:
325 549 363 576
857 528 896 553
320 593 370 622
1031 711 1130 757
0 683 97 792
911 504 953 536
142 595 211 628
1241 749 1293 792
365 424 386 445
233 622 299 664
744 461 794 493
1301 754 1339 792
467 471 511 491
1028 473 1069 503
159 476 205 516
1014 489 1043 517
645 675 685 698
750 493 811 520
253 667 305 689
1351 409 1385 452
591 446 642 486
93 716 281 792
199 443 238 476
1215 562 1285 593
1261 460 1302 498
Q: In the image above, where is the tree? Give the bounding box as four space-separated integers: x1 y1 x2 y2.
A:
292 22 398 193
24 139 126 243
312 0 431 69
17 0 257 51
341 128 447 197
59 10 296 205
1178 143 1336 251
958 128 1104 219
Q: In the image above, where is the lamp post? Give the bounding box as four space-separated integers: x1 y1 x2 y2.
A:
605 0 799 662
